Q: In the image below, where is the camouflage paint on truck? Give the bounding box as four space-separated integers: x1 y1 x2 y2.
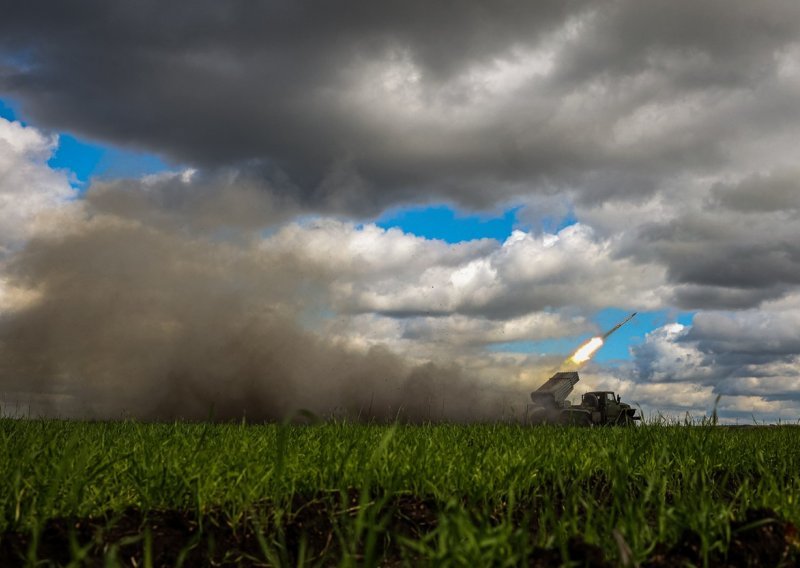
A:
529 371 640 426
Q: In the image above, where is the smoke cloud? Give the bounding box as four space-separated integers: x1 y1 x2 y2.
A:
0 186 527 422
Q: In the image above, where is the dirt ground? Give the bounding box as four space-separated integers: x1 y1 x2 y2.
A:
1 493 797 566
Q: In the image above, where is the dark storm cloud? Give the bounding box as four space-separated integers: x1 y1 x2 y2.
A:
686 311 800 358
0 0 583 212
670 285 788 311
2 0 799 214
710 169 800 213
553 0 800 89
626 211 800 309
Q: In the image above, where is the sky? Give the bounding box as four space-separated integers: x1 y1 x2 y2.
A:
1 1 799 422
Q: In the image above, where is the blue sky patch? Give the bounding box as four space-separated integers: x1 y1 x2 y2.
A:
96 145 171 180
47 134 171 189
376 204 519 243
47 134 105 186
0 98 18 121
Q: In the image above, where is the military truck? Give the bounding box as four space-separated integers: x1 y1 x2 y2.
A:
528 371 640 426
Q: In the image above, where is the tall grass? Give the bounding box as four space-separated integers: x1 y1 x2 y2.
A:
1 418 798 564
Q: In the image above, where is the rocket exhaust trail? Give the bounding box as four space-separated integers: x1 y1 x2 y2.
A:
601 312 637 340
568 312 637 365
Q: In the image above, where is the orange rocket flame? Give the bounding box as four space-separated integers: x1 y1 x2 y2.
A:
566 312 636 365
569 336 604 364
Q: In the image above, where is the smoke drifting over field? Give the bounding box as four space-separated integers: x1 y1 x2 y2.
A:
0 185 524 421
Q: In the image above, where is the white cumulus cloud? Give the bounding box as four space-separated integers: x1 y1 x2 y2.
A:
0 118 76 253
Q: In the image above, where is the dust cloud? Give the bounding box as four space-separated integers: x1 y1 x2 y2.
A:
0 185 526 422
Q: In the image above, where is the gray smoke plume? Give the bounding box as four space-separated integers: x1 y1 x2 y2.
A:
0 181 523 422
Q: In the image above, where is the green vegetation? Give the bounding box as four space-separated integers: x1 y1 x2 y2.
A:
1 419 799 565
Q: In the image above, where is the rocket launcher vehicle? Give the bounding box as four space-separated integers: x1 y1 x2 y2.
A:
529 313 641 426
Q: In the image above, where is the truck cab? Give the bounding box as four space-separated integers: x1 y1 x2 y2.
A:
580 391 637 425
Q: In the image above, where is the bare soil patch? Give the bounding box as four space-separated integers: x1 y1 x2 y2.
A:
0 494 796 566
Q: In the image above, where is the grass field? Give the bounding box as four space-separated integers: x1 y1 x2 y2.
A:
1 419 799 566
